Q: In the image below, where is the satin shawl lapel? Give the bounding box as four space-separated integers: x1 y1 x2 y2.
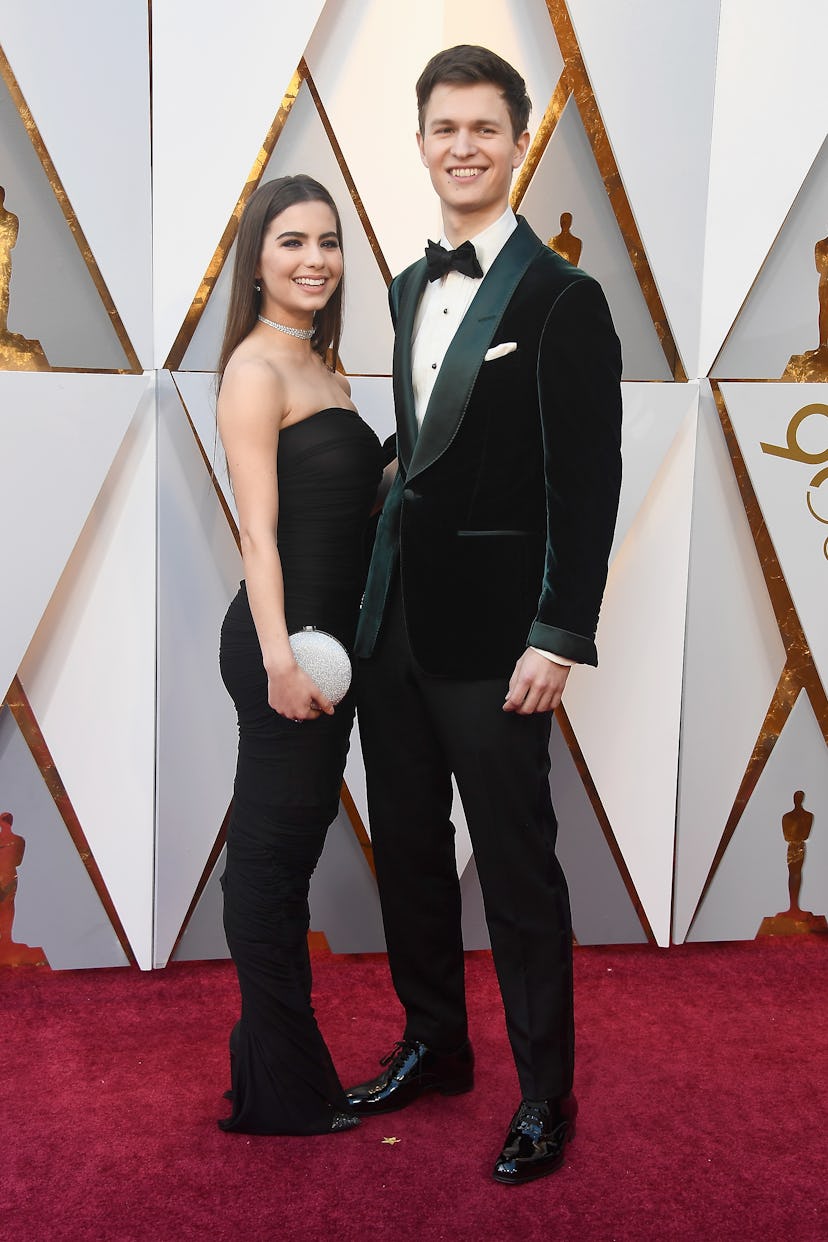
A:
392 261 428 473
406 219 542 483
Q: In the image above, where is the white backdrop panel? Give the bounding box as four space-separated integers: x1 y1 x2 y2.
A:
0 372 144 701
305 0 446 278
519 98 671 380
171 371 234 522
722 382 828 692
1 0 152 365
610 383 701 564
181 81 393 377
713 134 828 379
443 0 564 137
674 382 787 942
151 0 326 365
568 0 719 380
0 708 130 970
565 394 699 945
700 0 828 376
17 377 156 968
0 74 130 370
155 371 242 966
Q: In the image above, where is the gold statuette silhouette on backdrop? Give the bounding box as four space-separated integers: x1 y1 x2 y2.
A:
782 233 828 381
0 186 48 371
757 791 828 936
0 812 48 966
548 212 583 267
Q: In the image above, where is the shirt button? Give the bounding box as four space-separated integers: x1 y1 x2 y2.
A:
431 362 437 369
443 307 448 314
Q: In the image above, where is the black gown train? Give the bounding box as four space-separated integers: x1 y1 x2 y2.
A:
218 407 382 1135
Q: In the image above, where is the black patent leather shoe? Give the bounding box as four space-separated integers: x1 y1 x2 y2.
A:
492 1093 577 1185
346 1038 474 1115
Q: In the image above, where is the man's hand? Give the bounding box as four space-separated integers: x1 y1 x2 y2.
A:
502 648 570 715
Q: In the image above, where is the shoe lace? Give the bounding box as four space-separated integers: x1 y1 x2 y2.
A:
379 1039 414 1071
515 1102 549 1134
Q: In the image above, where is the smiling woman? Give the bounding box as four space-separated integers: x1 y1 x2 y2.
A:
212 175 384 1137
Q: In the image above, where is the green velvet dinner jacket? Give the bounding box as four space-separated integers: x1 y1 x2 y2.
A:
355 216 623 679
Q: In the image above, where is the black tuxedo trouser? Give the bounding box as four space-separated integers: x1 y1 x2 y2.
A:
357 583 574 1100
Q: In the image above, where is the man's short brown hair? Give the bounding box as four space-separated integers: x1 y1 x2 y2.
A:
416 45 531 141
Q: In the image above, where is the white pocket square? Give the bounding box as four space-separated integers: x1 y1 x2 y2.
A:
484 341 518 362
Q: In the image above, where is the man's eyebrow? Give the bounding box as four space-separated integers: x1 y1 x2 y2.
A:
427 116 503 128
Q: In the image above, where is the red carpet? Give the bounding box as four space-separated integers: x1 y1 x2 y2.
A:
3 938 827 1241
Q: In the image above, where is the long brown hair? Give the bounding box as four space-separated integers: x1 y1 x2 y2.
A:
217 175 345 387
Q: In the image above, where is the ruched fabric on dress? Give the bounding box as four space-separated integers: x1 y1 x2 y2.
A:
218 408 382 1135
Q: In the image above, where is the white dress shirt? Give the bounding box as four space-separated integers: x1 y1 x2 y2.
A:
409 208 573 669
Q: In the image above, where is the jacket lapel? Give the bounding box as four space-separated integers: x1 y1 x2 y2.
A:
391 261 428 473
405 218 543 483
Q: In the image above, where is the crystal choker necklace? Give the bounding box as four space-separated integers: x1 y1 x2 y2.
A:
257 314 314 340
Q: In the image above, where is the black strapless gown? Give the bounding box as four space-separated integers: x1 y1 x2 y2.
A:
218 408 382 1135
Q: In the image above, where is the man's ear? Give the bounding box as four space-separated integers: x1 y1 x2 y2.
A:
416 130 428 168
512 129 531 170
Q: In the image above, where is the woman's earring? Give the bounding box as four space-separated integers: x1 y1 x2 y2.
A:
254 282 261 293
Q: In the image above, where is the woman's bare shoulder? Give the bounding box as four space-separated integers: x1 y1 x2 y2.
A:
218 345 287 426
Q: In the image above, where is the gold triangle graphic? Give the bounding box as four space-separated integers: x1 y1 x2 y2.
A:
686 385 828 933
521 3 685 381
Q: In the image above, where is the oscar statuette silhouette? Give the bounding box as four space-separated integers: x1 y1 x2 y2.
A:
757 792 828 936
782 233 828 380
0 812 48 967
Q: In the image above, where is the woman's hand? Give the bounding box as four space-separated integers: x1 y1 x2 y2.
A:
267 661 335 721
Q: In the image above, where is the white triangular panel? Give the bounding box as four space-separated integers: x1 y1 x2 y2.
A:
1 1 152 365
674 382 787 942
568 0 719 380
565 400 699 945
309 805 386 953
613 382 699 563
0 75 131 370
170 371 236 525
712 133 828 379
722 382 828 693
346 376 395 447
700 0 828 376
181 81 393 376
551 718 648 946
0 373 146 702
520 97 671 380
17 378 156 968
305 0 446 277
0 708 129 970
154 371 242 966
152 0 326 364
688 691 828 941
172 848 230 963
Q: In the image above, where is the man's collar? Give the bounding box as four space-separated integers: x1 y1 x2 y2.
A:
439 207 517 276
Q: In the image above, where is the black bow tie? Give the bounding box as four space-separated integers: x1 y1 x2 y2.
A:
424 239 484 282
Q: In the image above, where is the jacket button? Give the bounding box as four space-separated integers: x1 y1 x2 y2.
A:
403 488 418 501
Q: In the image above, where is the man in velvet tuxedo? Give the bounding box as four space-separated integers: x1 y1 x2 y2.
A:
347 46 622 1184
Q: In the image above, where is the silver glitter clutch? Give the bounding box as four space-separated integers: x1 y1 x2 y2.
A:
288 626 352 705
